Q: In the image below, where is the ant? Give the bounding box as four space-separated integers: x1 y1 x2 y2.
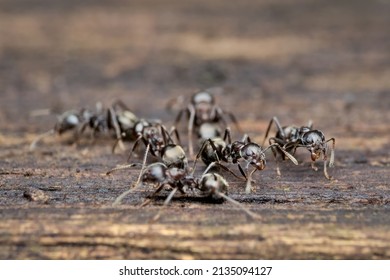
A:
262 116 335 179
125 119 185 168
193 128 298 194
172 89 241 157
107 123 189 191
109 161 260 221
29 106 95 150
29 100 139 151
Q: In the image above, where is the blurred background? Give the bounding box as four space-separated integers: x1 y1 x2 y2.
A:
0 0 389 147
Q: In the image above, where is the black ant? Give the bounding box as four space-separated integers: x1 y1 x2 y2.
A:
262 116 335 179
29 106 95 150
172 89 241 157
109 161 260 221
30 100 139 151
107 123 189 191
194 128 298 194
125 120 185 168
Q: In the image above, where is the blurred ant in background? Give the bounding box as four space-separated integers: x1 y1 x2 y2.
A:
262 116 335 179
168 88 241 158
29 100 139 152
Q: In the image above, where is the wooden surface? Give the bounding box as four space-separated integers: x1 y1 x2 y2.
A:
0 0 389 259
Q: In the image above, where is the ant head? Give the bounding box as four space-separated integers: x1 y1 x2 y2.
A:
302 130 326 161
191 91 215 105
241 143 266 170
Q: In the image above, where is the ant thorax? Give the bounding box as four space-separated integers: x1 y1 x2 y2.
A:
224 141 244 163
278 126 300 142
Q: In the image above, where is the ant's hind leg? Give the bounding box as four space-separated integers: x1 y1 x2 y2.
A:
311 161 318 171
323 159 332 180
245 168 257 194
151 187 179 222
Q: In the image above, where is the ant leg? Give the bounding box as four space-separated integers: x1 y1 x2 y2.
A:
127 134 143 162
173 108 185 128
268 139 281 176
111 137 122 154
215 106 242 135
112 183 142 207
215 191 261 220
223 127 232 144
111 173 145 207
322 138 335 180
311 161 318 171
262 116 284 147
151 187 179 222
323 159 331 180
307 120 313 129
225 111 242 134
106 163 140 175
112 99 131 111
166 95 185 113
138 198 152 208
266 143 298 165
241 134 251 143
326 138 336 167
169 126 181 146
193 138 221 174
187 105 196 158
192 139 209 175
159 124 170 146
245 168 258 194
202 160 244 180
112 144 150 206
237 163 247 180
29 129 55 151
135 143 150 186
163 187 178 206
108 107 125 151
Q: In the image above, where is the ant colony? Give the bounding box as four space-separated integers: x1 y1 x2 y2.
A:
31 89 336 221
